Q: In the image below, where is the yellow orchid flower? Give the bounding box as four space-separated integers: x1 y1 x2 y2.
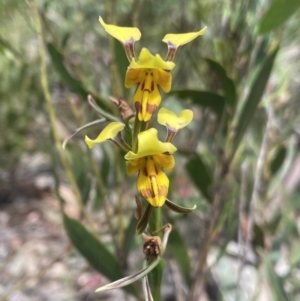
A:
157 108 193 142
99 17 141 61
85 122 127 149
99 18 206 121
125 128 177 207
162 27 207 61
125 48 175 122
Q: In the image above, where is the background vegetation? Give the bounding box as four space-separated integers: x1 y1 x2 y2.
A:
1 0 300 300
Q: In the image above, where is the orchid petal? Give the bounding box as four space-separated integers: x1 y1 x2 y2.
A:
162 27 207 47
137 162 169 207
99 17 141 44
85 122 124 149
126 69 172 122
158 108 193 131
126 157 145 176
153 153 175 171
129 48 175 70
125 128 177 160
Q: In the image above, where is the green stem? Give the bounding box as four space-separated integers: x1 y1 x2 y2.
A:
149 207 162 236
132 116 141 153
148 207 163 301
115 147 124 258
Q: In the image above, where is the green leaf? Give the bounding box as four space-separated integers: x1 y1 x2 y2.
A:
168 225 192 286
265 212 281 235
252 224 265 249
0 35 22 58
270 145 286 176
259 0 300 34
231 44 279 156
47 43 88 97
61 32 71 49
123 215 137 259
185 154 212 203
290 241 300 268
70 149 91 205
170 90 225 115
205 58 237 107
47 43 112 112
114 40 128 96
264 255 290 301
63 214 138 297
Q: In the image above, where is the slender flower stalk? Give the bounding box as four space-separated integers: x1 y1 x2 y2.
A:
76 17 206 301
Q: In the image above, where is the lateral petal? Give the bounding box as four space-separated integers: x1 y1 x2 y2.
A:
162 27 207 47
126 158 145 176
157 108 193 131
99 17 141 44
85 122 125 149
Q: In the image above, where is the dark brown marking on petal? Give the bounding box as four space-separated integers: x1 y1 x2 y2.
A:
135 102 142 113
158 185 168 197
154 162 158 174
151 80 154 92
141 80 145 91
141 188 155 199
143 166 148 176
146 103 157 115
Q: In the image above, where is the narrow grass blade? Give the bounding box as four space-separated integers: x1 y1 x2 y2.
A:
170 90 225 116
186 154 212 203
231 45 279 158
205 58 236 107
